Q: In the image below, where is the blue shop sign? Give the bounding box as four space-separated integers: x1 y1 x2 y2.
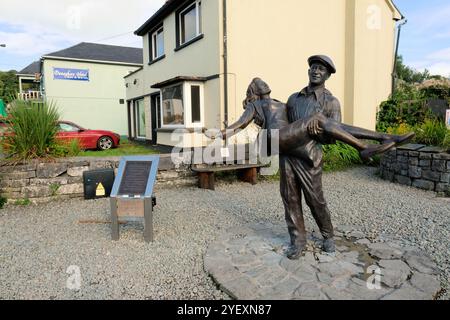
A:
53 68 89 81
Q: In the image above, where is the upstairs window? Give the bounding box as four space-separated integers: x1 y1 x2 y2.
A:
178 0 202 46
149 25 164 63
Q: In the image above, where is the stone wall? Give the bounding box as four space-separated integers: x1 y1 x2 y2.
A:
380 144 450 195
0 155 196 203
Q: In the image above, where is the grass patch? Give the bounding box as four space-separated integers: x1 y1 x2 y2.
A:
78 138 160 157
49 183 60 196
14 199 31 206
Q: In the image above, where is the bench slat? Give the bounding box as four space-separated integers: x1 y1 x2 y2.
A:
192 164 266 173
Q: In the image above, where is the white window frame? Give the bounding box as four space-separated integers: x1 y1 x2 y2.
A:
134 98 146 139
178 0 202 45
160 81 204 129
151 26 164 60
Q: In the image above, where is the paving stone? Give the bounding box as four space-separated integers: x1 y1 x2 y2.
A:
316 253 336 263
293 282 326 300
271 276 301 296
381 283 429 300
404 250 440 275
347 231 366 239
317 262 349 277
220 276 259 300
367 243 403 260
379 260 411 288
322 286 355 300
342 251 361 264
231 253 258 266
410 273 441 297
345 278 393 300
356 239 372 245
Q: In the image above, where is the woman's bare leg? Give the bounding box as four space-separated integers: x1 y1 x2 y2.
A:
341 124 415 144
314 115 396 159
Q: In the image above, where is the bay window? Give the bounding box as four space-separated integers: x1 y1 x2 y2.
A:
160 82 204 128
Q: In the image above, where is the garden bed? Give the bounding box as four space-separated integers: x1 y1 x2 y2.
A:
380 144 450 195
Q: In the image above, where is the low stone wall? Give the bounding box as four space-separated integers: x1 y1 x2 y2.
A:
0 155 196 203
380 144 450 195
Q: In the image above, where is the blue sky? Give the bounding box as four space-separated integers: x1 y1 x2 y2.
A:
395 0 450 76
0 0 449 77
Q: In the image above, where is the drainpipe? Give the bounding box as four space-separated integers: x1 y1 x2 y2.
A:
392 18 407 96
222 0 229 133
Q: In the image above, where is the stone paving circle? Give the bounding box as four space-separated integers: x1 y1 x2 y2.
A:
204 222 442 300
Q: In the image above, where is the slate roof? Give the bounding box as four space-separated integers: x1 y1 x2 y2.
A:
18 61 41 75
44 42 143 65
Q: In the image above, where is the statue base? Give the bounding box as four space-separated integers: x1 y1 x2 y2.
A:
204 222 442 300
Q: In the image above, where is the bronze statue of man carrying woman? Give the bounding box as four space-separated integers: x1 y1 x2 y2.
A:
206 56 414 260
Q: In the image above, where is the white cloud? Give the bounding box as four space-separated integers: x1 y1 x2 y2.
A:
409 47 450 78
427 47 450 61
0 0 166 56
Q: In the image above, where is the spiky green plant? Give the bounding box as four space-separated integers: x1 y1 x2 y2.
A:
415 119 448 147
1 100 60 161
322 141 363 172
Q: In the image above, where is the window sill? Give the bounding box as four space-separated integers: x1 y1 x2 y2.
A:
174 34 204 52
148 54 166 66
157 127 206 133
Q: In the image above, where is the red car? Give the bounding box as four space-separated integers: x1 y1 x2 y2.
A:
56 121 120 150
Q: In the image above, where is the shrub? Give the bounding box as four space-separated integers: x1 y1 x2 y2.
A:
377 83 430 132
322 141 363 172
1 100 60 161
0 196 7 209
52 138 81 158
443 132 450 150
414 119 449 147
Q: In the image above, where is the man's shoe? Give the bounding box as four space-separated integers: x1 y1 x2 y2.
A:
322 238 336 253
286 243 306 260
360 142 396 160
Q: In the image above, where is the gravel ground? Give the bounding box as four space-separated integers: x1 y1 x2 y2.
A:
0 166 449 300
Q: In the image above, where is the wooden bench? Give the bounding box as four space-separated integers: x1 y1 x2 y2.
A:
191 163 266 190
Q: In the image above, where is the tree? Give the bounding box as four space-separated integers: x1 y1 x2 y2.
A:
0 70 19 103
395 55 430 84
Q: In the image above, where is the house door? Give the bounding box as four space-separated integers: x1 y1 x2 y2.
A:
151 93 161 145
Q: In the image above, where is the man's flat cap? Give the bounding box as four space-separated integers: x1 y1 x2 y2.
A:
308 55 336 74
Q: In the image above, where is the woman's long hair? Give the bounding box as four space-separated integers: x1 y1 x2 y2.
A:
242 79 260 108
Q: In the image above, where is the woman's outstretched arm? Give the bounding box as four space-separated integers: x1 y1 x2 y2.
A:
206 104 256 140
